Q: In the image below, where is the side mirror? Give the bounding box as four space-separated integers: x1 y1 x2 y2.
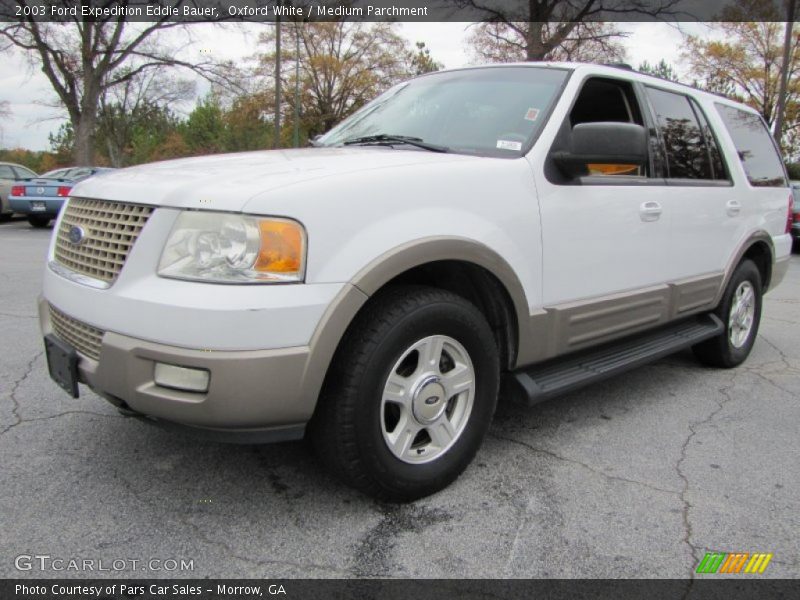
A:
553 122 648 178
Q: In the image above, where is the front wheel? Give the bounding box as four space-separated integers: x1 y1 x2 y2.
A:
693 259 762 368
309 286 500 502
27 215 51 228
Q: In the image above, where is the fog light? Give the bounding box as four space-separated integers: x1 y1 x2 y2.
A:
154 363 210 393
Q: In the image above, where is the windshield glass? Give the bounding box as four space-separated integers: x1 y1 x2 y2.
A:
318 66 569 157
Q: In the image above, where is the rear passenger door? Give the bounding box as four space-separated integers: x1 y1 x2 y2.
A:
642 86 738 284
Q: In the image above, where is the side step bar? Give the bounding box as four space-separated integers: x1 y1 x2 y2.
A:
506 313 723 406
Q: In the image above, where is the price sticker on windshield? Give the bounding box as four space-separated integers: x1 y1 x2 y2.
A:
525 108 540 121
496 140 523 151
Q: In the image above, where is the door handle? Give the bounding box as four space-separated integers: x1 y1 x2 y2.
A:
640 201 662 222
726 200 742 217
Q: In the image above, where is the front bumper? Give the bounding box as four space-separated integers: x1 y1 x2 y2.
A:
9 197 64 217
40 297 311 433
38 282 368 440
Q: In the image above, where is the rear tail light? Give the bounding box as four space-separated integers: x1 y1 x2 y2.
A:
11 186 24 196
56 186 71 197
788 192 795 234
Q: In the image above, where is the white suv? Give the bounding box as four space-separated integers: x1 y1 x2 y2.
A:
40 63 793 501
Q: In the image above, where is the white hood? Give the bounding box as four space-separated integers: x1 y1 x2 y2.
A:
71 147 474 212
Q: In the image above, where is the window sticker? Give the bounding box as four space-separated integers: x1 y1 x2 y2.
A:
524 108 540 122
496 140 523 151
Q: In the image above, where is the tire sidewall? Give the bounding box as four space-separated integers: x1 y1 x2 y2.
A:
718 260 762 365
351 299 499 495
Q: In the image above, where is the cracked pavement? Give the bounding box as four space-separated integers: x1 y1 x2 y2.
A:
1 218 799 579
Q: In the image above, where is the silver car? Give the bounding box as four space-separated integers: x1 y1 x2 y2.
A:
0 162 38 220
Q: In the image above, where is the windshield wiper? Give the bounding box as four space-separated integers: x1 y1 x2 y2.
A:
342 134 449 153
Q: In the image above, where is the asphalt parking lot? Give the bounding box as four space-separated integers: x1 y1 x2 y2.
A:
1 216 798 580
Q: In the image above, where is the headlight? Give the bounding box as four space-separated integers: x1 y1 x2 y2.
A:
158 212 306 283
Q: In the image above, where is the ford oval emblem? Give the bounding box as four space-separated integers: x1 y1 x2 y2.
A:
68 225 86 245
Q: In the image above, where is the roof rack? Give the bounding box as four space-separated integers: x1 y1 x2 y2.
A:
603 62 634 70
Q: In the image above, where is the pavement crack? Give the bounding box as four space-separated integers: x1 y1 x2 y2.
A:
0 350 43 437
502 495 534 576
16 410 122 427
675 375 741 586
759 335 794 371
488 432 679 496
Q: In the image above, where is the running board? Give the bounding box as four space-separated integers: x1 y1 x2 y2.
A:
506 313 723 406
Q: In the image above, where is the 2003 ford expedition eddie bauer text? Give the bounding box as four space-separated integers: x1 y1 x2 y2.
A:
40 63 793 501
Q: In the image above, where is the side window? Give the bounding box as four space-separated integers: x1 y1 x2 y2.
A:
569 78 645 176
0 165 15 179
689 98 727 180
715 104 787 187
571 79 641 126
646 87 714 180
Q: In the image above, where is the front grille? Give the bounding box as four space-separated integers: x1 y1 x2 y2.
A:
54 198 154 285
49 304 104 361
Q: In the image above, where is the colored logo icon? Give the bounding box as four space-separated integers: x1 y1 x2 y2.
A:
696 552 773 574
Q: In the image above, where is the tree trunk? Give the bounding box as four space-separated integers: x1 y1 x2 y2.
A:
526 22 547 61
72 114 97 165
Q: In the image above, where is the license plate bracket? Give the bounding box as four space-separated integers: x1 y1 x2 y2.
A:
31 201 46 212
44 334 79 398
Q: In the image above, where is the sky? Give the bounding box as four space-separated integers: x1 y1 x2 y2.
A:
0 21 707 152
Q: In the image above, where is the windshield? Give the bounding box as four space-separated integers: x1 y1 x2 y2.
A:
318 66 569 158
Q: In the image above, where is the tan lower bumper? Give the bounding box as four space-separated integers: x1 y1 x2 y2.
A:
39 298 316 432
769 256 790 291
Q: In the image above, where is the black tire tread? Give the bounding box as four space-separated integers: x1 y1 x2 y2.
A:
308 285 497 501
693 259 762 369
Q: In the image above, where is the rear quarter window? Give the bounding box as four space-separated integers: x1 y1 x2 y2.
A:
715 104 787 187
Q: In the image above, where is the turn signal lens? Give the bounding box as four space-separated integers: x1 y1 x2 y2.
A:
255 220 304 273
587 163 639 176
11 186 24 196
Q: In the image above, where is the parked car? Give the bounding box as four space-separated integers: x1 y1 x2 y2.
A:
9 167 114 228
0 161 38 221
39 63 793 501
791 181 800 252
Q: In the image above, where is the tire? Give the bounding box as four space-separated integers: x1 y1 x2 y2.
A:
308 285 500 502
27 215 50 228
693 259 762 368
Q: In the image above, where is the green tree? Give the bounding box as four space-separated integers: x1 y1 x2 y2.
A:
180 95 226 155
410 42 443 75
637 59 680 82
48 122 77 166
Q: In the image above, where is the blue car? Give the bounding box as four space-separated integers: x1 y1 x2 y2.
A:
9 167 115 228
